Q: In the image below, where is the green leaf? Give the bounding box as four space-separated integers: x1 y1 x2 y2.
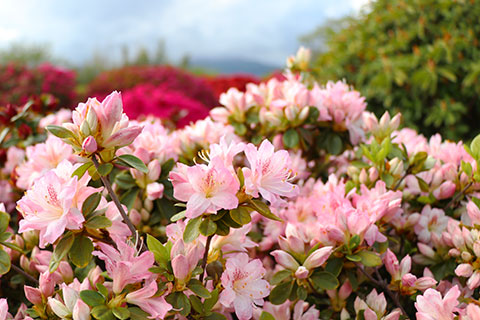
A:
114 171 137 189
283 128 299 148
146 235 169 266
166 292 191 316
0 210 10 234
205 313 227 320
204 289 219 313
96 283 109 299
346 254 362 262
472 197 480 210
297 285 307 301
214 220 230 236
230 207 252 226
91 305 114 320
82 192 102 217
199 219 217 236
0 249 11 275
0 232 12 242
416 176 430 193
46 125 75 139
326 134 343 155
189 295 204 314
270 269 292 285
471 134 480 159
311 271 339 290
462 160 473 177
69 236 94 268
187 279 212 299
128 307 150 320
357 250 382 267
259 312 276 320
112 307 130 320
170 210 186 222
119 188 139 211
72 162 93 179
80 290 105 307
117 154 148 173
85 216 112 229
97 163 113 177
325 257 343 277
248 199 282 221
49 233 74 272
269 281 293 305
348 235 361 251
183 217 202 243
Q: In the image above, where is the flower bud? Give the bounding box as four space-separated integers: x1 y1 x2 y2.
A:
303 246 333 270
295 266 309 279
24 286 42 305
82 136 97 154
147 182 164 200
271 250 300 271
455 263 473 277
388 158 403 176
461 251 472 262
147 160 161 181
298 106 310 122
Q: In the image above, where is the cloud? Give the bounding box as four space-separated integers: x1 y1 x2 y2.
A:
0 0 357 66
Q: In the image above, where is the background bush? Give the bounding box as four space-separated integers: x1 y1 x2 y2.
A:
303 0 480 140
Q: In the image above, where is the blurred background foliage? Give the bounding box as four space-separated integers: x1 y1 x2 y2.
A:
302 0 480 140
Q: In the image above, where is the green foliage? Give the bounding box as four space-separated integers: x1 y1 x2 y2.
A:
303 0 480 140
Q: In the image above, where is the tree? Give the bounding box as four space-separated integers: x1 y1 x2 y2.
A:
303 0 480 140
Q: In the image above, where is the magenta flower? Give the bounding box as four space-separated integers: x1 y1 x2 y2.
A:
219 253 270 320
170 156 239 219
242 140 299 206
17 160 97 248
93 241 154 294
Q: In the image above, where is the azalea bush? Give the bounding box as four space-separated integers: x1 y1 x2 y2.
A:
2 48 480 320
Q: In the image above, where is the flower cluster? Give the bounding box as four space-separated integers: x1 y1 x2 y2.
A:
2 47 480 320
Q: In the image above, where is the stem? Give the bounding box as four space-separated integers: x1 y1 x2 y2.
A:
85 230 118 250
393 173 407 191
357 265 408 317
91 155 138 242
200 235 213 283
445 181 473 210
11 264 38 285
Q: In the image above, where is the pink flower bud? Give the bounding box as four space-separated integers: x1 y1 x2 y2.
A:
401 273 417 287
295 266 309 279
467 271 480 290
24 286 42 305
271 250 300 271
339 281 353 300
303 246 333 270
147 160 161 181
146 182 164 201
171 255 190 281
384 249 400 279
129 209 142 226
414 276 437 290
455 263 473 277
433 181 456 200
58 261 74 282
39 271 55 298
82 136 97 154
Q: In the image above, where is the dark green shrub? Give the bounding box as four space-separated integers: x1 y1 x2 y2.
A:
303 0 480 140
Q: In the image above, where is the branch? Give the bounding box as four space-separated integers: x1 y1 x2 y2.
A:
91 155 138 244
199 235 213 283
445 181 473 210
11 264 38 285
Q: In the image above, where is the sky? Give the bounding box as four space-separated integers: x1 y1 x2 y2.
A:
0 0 367 66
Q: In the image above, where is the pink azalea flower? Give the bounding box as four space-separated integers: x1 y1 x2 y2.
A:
170 238 204 284
16 136 73 190
47 280 91 320
414 206 449 244
461 304 480 320
170 156 239 219
0 298 11 320
415 286 460 320
17 160 97 248
125 280 171 320
219 253 270 320
354 289 401 320
257 300 319 320
62 91 142 152
242 140 299 206
93 241 154 294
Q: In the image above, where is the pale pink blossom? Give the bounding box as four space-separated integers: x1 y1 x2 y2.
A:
16 136 73 190
170 238 204 283
125 280 171 320
414 206 449 244
3 146 25 175
219 253 270 320
0 298 11 320
93 241 154 294
170 156 239 218
243 140 299 206
415 286 460 320
256 300 319 320
61 91 142 152
47 280 91 320
354 289 401 320
17 160 97 247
